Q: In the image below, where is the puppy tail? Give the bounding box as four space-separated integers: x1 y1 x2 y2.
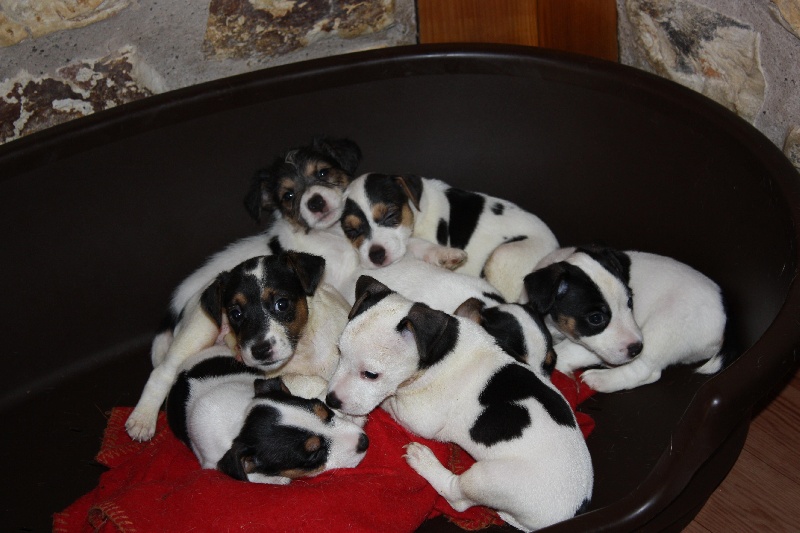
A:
695 293 738 375
695 352 725 375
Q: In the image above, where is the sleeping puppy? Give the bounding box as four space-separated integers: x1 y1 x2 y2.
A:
326 277 593 532
152 137 362 365
127 251 349 441
244 136 362 230
166 346 368 484
453 298 556 376
340 173 559 301
524 245 729 393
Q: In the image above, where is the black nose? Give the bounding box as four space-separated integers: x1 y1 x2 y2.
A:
307 194 326 213
368 245 386 266
356 433 369 453
251 340 274 361
627 342 643 358
325 391 342 409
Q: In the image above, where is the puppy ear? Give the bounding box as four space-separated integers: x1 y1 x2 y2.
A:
217 442 252 481
314 136 362 177
284 251 325 295
254 377 291 397
577 244 632 284
453 297 485 324
243 167 277 223
199 271 230 328
523 264 568 316
397 303 459 369
349 275 393 320
394 174 423 210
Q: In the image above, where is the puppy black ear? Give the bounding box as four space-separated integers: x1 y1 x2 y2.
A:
349 275 393 320
254 377 291 397
523 264 568 316
394 174 423 210
199 271 231 328
453 297 485 324
217 442 252 481
577 244 632 284
284 251 325 295
243 167 278 223
314 137 362 177
397 303 459 369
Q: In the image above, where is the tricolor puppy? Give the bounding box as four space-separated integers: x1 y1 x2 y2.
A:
340 173 559 301
524 245 729 393
326 277 593 532
127 251 349 441
454 298 556 376
166 346 368 484
244 136 362 230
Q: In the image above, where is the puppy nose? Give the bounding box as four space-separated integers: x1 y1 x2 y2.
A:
251 340 274 361
627 342 643 358
369 245 386 266
325 391 342 409
307 194 326 213
356 433 369 453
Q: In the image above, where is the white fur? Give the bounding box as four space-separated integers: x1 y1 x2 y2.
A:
328 291 593 531
540 248 727 392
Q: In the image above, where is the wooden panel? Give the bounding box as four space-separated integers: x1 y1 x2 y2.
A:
536 0 618 61
417 0 539 46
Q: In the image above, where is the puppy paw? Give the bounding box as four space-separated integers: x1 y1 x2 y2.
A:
125 409 157 441
580 368 624 393
403 441 443 475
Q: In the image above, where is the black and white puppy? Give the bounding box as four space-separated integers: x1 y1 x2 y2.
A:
167 346 368 484
326 277 592 532
340 173 559 301
524 245 729 393
453 298 556 376
127 252 349 441
152 137 362 366
244 136 362 230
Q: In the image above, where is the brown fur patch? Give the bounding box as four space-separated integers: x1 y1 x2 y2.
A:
557 314 578 338
233 293 248 306
400 203 414 228
399 370 424 388
280 465 325 479
304 435 322 452
312 402 332 422
287 297 309 340
372 202 389 224
277 177 295 203
343 214 366 249
544 350 556 368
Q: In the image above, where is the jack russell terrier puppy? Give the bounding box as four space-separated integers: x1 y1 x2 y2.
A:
326 276 593 532
167 346 368 484
340 173 559 302
127 251 348 441
524 245 729 393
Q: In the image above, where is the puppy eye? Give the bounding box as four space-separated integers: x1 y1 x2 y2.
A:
282 190 295 203
317 167 330 179
273 298 290 313
343 226 362 240
382 209 400 226
361 370 380 380
586 312 607 327
228 305 244 323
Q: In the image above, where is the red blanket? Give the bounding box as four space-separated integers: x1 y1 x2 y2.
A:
54 371 594 533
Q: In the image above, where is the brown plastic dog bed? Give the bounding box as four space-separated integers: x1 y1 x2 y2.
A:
1 44 798 532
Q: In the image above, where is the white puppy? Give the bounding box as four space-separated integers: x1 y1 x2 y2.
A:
524 245 729 392
326 277 593 532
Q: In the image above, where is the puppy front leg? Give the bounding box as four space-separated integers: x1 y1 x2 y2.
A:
553 341 603 375
125 306 220 441
407 238 467 270
580 357 661 393
404 442 478 512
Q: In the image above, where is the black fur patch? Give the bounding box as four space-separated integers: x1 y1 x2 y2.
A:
349 276 393 320
491 202 504 215
398 303 459 369
577 245 631 286
479 307 527 363
482 292 505 304
445 187 486 249
469 364 576 446
364 173 409 211
436 219 449 246
268 235 284 255
341 198 372 242
504 235 528 244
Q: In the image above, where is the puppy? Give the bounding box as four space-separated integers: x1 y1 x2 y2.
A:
166 346 368 484
244 136 362 230
340 173 559 301
326 277 593 531
454 298 556 376
524 245 729 393
126 251 349 441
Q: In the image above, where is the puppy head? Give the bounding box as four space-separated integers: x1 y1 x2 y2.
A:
340 173 422 268
523 246 644 366
455 298 556 375
325 275 459 415
218 377 369 483
200 251 325 371
244 137 362 230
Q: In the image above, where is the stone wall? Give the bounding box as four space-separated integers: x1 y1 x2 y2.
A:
0 0 416 143
618 0 800 171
